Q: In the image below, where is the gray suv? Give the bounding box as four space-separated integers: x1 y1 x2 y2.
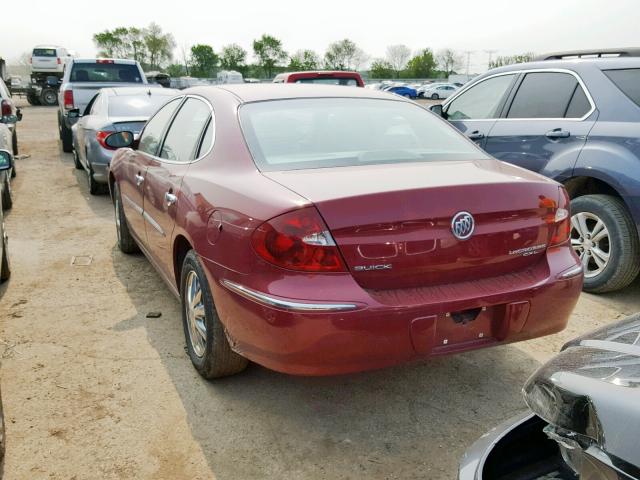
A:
433 48 640 293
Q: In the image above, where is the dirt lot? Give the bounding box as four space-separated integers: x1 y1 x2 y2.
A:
1 100 639 480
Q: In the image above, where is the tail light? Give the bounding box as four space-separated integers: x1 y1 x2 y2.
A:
1 100 11 117
96 131 116 150
251 207 346 272
57 57 61 65
549 187 571 247
29 57 32 64
63 90 74 110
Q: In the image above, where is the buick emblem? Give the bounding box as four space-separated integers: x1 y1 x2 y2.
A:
451 211 475 240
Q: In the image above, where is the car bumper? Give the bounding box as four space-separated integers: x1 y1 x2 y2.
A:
207 246 583 376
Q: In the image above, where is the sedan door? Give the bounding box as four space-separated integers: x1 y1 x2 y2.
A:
142 97 212 282
118 97 182 243
484 71 597 178
443 73 518 148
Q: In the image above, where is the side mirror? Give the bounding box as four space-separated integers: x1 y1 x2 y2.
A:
67 109 81 119
0 150 14 171
430 104 444 117
105 131 135 149
0 115 18 124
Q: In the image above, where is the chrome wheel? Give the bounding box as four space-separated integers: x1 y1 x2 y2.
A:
185 271 206 358
571 212 611 278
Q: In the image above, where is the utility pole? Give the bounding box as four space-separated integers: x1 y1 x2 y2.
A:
463 50 474 76
484 49 497 69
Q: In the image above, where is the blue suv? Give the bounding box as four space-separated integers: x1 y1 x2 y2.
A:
433 48 640 293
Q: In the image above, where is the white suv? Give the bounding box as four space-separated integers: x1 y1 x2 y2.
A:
31 45 70 74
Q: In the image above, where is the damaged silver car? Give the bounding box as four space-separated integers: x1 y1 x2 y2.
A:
460 313 640 480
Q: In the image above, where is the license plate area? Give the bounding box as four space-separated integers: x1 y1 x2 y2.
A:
434 306 496 351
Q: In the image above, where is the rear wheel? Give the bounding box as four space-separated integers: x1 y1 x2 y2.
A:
1 228 10 282
87 164 106 195
72 148 83 170
11 131 18 156
26 91 40 106
59 117 73 153
2 177 12 211
181 250 248 379
570 194 640 293
113 183 139 254
431 93 439 100
40 88 58 106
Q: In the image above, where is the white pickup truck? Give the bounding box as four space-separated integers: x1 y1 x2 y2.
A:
57 58 147 152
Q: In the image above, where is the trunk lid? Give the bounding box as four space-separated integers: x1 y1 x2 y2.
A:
263 160 560 290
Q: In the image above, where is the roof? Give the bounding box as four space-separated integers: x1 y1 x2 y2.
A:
103 86 178 97
72 58 139 65
186 83 404 103
276 70 361 77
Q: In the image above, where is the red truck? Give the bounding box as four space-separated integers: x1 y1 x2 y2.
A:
273 70 364 87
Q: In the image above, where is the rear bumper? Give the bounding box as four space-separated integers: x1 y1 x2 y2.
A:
207 246 583 375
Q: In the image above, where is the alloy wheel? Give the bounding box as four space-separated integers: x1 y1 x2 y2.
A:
185 270 207 358
570 212 611 278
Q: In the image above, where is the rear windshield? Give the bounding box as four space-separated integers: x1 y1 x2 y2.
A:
295 78 359 86
604 69 640 107
33 48 56 57
108 94 174 117
70 63 143 83
240 98 487 172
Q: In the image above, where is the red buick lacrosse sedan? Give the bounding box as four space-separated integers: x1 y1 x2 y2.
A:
107 84 583 378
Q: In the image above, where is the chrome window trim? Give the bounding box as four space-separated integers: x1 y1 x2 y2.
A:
221 279 359 312
443 68 597 122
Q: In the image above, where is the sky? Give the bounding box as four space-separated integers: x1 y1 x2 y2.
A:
4 0 639 73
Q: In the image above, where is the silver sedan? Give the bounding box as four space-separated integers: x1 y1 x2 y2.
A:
71 86 179 194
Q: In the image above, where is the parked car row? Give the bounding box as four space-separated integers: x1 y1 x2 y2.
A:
0 121 17 284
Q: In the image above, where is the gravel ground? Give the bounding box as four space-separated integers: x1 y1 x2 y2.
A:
0 100 638 480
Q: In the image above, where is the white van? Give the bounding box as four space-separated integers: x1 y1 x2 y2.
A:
217 70 244 84
31 45 71 74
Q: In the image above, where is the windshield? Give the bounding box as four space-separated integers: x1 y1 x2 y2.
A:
108 95 174 117
240 98 488 172
70 63 143 83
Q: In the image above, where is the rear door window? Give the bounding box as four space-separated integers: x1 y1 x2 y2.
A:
506 72 588 119
138 98 182 156
445 74 516 120
33 48 56 57
159 98 211 162
603 69 640 107
295 78 359 86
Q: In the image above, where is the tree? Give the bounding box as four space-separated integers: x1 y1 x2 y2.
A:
288 50 320 71
190 44 219 77
368 59 395 79
489 52 535 69
386 44 411 78
436 48 463 76
253 34 287 78
220 44 247 72
144 23 176 70
125 27 147 65
93 27 131 58
324 39 368 71
166 63 187 77
404 48 437 78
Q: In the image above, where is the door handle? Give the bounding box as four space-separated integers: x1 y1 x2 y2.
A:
467 131 485 140
545 128 570 139
165 191 177 206
134 174 144 186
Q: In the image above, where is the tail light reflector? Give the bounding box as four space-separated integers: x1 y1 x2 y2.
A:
96 131 116 150
549 187 571 247
252 207 346 272
63 90 74 110
1 100 11 117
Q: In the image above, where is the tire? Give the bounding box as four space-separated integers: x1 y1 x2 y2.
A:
40 88 58 106
0 230 10 282
11 131 18 156
72 148 83 170
431 93 439 100
2 177 12 211
570 194 640 293
60 118 73 153
26 92 40 106
87 164 107 195
113 183 139 254
181 250 248 379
